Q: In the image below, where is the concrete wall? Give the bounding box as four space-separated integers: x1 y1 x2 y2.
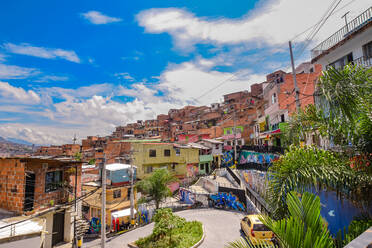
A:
316 26 372 69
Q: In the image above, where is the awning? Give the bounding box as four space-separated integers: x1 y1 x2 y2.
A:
111 208 137 218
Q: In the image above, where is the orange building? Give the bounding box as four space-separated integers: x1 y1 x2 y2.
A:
279 64 322 114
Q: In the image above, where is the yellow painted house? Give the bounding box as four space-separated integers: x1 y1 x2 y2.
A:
131 143 199 179
82 182 137 228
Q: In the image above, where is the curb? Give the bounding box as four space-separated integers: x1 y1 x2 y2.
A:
127 223 205 248
191 224 205 248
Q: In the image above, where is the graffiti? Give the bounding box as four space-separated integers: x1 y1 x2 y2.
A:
137 210 150 225
239 151 279 165
209 192 245 212
179 188 195 204
221 150 234 167
88 217 101 234
186 164 199 177
241 170 268 198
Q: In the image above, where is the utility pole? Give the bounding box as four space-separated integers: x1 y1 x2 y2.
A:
73 163 78 248
342 11 350 33
101 154 106 248
233 110 237 163
289 41 301 111
130 164 135 225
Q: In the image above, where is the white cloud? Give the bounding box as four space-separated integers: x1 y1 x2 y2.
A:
4 43 81 63
0 53 6 62
114 72 135 81
34 75 69 83
137 0 372 51
0 81 40 104
0 64 39 79
81 11 122 24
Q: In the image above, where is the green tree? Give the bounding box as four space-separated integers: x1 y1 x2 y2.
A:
266 145 372 219
226 192 334 248
152 208 186 246
74 152 82 161
283 64 372 154
136 168 178 209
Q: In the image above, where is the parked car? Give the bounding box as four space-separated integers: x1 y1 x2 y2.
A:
240 214 274 246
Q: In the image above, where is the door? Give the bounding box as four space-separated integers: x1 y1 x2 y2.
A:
206 163 210 174
52 212 65 246
24 173 35 212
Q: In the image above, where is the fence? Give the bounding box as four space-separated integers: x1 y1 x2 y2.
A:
237 162 271 171
240 145 285 154
311 7 372 58
226 166 241 185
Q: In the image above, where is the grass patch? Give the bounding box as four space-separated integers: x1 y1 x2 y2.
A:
135 208 203 248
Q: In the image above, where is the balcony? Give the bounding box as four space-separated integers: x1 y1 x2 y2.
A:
352 56 372 68
199 154 213 163
311 7 372 59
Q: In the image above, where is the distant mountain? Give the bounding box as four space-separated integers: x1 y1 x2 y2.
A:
6 137 34 146
0 136 36 157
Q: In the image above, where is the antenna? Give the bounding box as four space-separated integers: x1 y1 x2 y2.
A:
72 134 77 144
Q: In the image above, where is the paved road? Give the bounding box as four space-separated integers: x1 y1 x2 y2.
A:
83 209 245 248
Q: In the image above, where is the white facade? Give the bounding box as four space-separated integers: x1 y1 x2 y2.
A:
315 26 372 69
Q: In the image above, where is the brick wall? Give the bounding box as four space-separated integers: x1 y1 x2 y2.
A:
0 159 25 213
279 64 322 114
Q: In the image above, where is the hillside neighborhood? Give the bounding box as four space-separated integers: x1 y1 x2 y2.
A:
0 2 371 248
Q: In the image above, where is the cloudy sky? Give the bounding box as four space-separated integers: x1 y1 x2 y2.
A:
0 0 370 145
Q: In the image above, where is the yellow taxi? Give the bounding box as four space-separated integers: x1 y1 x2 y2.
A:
240 214 274 246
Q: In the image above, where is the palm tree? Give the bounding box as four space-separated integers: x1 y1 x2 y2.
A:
136 168 178 209
276 64 372 217
226 192 334 248
266 145 372 219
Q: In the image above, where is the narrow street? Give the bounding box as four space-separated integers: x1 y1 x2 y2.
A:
83 209 245 248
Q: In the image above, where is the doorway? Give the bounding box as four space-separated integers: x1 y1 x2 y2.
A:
24 172 35 212
52 212 65 246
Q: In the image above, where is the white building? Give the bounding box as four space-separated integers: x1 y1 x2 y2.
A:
311 7 372 69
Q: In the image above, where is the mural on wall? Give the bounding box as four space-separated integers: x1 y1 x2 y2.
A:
221 150 234 167
241 170 268 199
209 192 245 212
137 210 150 225
186 163 199 177
239 151 280 164
88 217 101 234
243 169 370 235
179 188 195 204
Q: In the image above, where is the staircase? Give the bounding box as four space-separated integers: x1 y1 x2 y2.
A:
75 217 90 237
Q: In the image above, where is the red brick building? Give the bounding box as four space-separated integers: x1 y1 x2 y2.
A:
279 64 322 114
0 157 82 214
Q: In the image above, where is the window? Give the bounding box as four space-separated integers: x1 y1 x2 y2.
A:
164 149 171 157
281 114 285 122
227 141 232 146
149 149 156 157
45 171 62 193
247 219 252 227
237 140 242 146
200 163 205 170
146 166 153 174
271 93 277 104
226 129 231 134
171 164 176 170
363 41 372 58
113 189 121 199
175 148 180 156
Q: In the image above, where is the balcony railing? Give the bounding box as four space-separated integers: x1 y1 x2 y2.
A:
352 56 372 68
311 7 372 59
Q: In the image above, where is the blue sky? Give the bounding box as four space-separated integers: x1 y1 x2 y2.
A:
0 0 370 145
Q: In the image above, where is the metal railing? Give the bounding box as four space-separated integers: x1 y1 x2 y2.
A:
241 145 285 154
311 7 372 59
352 56 372 68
